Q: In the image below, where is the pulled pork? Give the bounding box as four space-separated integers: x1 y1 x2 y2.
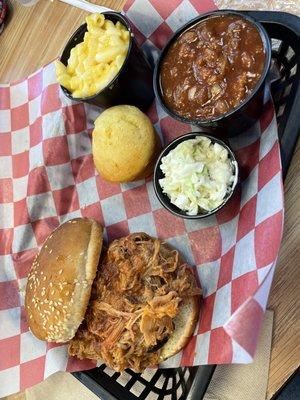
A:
69 233 201 372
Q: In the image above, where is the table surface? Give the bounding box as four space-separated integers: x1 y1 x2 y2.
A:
1 1 299 399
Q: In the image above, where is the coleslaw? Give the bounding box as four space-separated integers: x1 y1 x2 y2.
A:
159 137 236 215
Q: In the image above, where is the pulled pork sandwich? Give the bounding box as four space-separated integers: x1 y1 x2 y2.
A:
25 218 201 372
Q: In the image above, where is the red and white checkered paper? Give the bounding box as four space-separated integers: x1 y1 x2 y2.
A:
0 0 284 396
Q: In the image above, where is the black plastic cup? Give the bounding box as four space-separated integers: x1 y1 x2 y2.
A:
59 12 154 111
153 10 272 137
153 132 239 219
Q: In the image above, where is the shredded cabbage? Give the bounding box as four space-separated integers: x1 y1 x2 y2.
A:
159 137 236 215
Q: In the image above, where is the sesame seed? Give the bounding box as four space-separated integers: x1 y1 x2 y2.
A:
49 249 53 254
58 269 63 275
40 271 44 275
65 291 69 296
79 252 84 256
51 290 55 295
49 301 53 305
43 276 46 281
29 315 33 319
49 282 53 287
51 307 55 311
56 311 60 316
45 245 48 249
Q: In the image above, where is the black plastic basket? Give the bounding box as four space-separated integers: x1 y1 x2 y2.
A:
73 10 300 400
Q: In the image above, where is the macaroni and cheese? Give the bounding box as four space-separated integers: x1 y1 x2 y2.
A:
55 13 130 98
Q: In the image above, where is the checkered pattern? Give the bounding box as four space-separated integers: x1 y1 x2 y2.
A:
0 0 284 396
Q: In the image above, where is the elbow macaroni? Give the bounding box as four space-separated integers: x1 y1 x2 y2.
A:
55 13 130 98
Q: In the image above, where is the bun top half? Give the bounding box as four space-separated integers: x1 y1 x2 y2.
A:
25 218 103 342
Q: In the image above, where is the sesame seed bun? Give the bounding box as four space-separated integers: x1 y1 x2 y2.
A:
25 218 103 343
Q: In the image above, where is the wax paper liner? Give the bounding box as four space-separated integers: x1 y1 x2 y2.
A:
0 0 284 396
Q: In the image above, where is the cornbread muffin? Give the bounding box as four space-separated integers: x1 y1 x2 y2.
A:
92 105 160 182
25 218 103 342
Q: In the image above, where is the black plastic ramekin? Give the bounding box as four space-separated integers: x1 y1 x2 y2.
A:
59 12 154 111
153 10 272 137
153 132 239 219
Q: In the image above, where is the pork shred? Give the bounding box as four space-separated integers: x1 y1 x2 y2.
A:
69 233 201 372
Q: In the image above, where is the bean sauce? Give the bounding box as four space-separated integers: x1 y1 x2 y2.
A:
160 15 265 120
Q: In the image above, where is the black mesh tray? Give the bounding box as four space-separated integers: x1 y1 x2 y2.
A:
73 10 300 400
